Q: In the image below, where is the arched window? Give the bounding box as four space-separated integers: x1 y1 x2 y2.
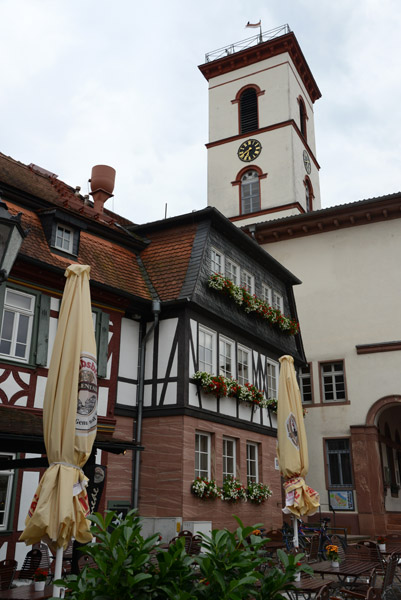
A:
240 88 258 134
299 96 307 140
385 423 397 492
304 177 314 212
241 170 260 214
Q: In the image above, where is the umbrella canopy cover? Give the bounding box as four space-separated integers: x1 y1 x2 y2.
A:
20 264 98 551
277 355 320 517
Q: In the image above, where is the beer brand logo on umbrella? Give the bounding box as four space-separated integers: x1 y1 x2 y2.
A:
286 412 299 449
76 352 97 435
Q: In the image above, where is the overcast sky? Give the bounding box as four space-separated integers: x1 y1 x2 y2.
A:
1 0 401 224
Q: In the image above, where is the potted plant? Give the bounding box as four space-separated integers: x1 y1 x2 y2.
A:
221 476 247 502
326 544 339 567
377 536 386 552
191 477 221 499
246 481 272 504
33 568 48 591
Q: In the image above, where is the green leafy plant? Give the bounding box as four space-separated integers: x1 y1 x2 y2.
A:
208 273 299 335
221 476 248 502
55 510 313 600
193 371 268 407
246 481 272 504
191 477 221 499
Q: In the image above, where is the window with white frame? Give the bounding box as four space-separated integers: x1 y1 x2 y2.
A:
325 439 353 487
272 290 284 312
225 258 239 285
321 361 346 402
223 437 236 479
198 327 215 373
241 170 260 214
266 359 278 399
55 224 74 253
240 270 254 294
262 284 272 305
0 289 35 362
195 432 211 479
247 442 258 483
237 345 250 385
0 454 15 530
211 248 224 275
299 365 313 403
219 336 234 378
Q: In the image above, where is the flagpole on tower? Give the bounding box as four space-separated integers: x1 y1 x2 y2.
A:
246 20 262 43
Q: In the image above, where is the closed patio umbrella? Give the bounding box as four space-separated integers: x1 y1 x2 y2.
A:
19 264 98 596
276 355 320 548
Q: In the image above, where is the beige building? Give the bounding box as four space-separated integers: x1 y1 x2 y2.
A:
200 24 401 535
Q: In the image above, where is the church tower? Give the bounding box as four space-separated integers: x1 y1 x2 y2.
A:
199 25 322 227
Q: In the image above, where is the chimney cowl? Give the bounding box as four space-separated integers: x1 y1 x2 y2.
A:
89 165 116 214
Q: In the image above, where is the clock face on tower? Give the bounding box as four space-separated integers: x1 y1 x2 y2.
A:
238 139 262 162
303 150 312 174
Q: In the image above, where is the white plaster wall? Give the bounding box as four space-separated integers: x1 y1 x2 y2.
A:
0 542 7 560
208 56 315 142
18 471 39 530
157 382 177 406
98 385 108 416
33 375 47 409
157 319 178 378
116 380 136 407
264 219 401 511
208 128 298 218
118 318 139 379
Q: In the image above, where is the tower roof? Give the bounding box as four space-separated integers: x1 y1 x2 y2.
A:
199 28 321 103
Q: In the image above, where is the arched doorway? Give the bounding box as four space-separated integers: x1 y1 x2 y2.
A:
351 396 401 535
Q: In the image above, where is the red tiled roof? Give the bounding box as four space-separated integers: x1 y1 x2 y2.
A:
7 201 151 299
0 152 137 231
140 224 198 301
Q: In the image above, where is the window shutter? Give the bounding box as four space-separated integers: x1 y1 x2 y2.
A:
0 284 6 321
36 293 50 366
240 88 258 133
97 311 109 378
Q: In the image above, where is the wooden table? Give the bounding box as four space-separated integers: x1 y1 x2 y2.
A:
312 559 378 584
0 585 54 600
289 576 329 599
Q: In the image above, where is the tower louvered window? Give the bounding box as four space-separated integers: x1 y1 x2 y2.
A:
240 88 258 133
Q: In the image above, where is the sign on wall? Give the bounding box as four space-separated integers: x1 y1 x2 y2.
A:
328 489 354 511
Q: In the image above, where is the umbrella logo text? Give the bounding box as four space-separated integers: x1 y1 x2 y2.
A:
285 413 299 449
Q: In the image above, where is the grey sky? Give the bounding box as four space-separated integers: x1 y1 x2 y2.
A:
1 0 400 224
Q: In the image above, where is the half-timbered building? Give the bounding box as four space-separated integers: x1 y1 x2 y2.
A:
0 151 306 564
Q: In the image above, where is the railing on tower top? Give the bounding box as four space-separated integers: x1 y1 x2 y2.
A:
204 24 291 63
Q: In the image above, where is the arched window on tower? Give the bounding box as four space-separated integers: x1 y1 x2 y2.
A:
299 96 307 140
241 170 260 214
240 88 258 134
304 177 314 212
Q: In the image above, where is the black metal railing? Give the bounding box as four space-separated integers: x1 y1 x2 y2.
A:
204 24 291 63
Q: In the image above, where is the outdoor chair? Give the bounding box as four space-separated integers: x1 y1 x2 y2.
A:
386 534 401 541
340 552 400 599
0 559 17 590
169 535 192 553
34 542 52 573
178 530 193 538
77 554 97 571
305 533 320 563
17 548 42 580
330 534 347 561
189 534 202 556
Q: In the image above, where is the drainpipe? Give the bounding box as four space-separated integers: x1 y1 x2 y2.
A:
132 299 161 508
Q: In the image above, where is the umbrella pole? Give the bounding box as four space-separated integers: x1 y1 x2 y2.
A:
292 515 299 550
53 546 64 598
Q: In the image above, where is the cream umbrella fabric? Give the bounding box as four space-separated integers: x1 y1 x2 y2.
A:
20 264 98 552
276 355 320 518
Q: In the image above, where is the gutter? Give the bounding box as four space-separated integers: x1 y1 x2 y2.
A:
132 299 161 508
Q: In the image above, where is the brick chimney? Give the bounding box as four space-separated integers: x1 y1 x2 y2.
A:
89 165 116 214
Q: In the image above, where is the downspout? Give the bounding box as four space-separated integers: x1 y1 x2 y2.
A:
132 299 161 508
